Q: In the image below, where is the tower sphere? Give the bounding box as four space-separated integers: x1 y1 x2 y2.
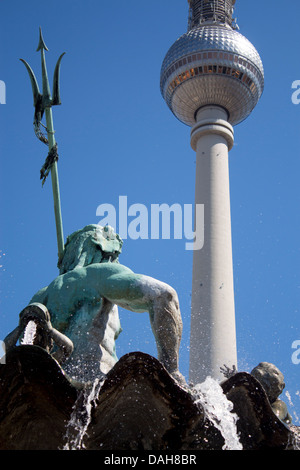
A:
160 0 264 127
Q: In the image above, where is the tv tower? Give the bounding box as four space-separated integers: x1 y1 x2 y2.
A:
160 0 264 383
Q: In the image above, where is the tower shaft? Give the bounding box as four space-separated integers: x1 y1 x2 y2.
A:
161 0 264 384
189 105 237 383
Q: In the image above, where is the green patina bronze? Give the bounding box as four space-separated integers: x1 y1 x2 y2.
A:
29 225 185 385
20 28 65 264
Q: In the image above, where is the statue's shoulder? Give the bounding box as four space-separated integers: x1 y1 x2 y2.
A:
85 262 134 277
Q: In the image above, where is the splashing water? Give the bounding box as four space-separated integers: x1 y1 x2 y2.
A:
63 377 104 450
284 393 300 450
192 376 243 450
21 321 37 345
285 390 300 425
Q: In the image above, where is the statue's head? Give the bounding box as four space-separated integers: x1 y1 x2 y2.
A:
251 362 285 403
58 224 123 274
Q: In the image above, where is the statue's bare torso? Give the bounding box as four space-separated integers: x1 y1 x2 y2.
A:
31 262 184 384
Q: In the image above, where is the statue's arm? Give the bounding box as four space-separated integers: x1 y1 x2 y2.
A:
50 327 74 363
88 263 183 378
88 263 176 312
4 326 22 352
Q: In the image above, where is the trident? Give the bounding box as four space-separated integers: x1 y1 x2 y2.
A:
20 27 65 266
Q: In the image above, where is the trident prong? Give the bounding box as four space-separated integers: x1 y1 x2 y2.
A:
20 27 65 267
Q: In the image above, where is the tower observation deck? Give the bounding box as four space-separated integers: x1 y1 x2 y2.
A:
160 0 264 127
160 0 264 384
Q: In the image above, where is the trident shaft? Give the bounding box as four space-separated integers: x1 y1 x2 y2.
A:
20 28 65 266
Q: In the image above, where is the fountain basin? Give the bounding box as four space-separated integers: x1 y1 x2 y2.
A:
0 346 296 450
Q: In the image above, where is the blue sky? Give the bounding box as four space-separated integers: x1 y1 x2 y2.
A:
0 0 299 424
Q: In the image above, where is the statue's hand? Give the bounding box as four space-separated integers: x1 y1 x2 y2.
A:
171 369 188 389
220 364 237 379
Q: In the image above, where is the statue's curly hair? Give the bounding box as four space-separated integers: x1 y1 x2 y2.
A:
58 224 123 274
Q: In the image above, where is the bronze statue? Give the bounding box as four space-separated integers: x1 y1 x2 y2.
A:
27 224 185 386
251 362 292 425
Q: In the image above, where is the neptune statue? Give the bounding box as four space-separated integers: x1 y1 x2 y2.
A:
27 224 185 385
